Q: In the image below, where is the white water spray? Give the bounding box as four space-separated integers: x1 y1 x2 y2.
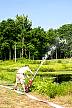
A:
32 45 57 80
33 38 67 80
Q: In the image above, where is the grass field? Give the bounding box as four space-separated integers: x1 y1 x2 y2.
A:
0 58 72 107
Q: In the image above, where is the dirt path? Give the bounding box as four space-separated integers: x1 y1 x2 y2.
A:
0 87 51 108
0 86 72 108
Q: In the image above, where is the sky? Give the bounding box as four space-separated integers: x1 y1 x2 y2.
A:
0 0 72 31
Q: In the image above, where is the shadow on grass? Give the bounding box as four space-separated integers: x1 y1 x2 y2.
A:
54 74 72 83
37 73 72 83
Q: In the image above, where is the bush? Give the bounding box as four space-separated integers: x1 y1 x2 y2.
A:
57 60 62 63
39 65 55 72
0 71 16 83
31 76 72 98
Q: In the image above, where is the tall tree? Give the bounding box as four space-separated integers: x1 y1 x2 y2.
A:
58 24 72 58
29 27 48 59
15 14 32 58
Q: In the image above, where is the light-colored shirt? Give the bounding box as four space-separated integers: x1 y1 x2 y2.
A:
17 66 32 74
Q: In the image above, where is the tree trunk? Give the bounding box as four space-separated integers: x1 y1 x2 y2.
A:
29 51 30 59
15 43 16 62
33 55 34 60
13 53 14 60
9 49 11 60
5 54 6 60
22 48 23 58
20 50 22 58
22 37 24 58
56 49 57 59
25 48 27 58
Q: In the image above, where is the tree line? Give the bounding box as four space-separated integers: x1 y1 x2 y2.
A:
0 14 72 60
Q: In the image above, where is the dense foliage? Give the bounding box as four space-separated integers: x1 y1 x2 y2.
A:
0 14 72 60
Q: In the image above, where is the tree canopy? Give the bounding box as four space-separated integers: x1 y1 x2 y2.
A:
0 14 72 60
